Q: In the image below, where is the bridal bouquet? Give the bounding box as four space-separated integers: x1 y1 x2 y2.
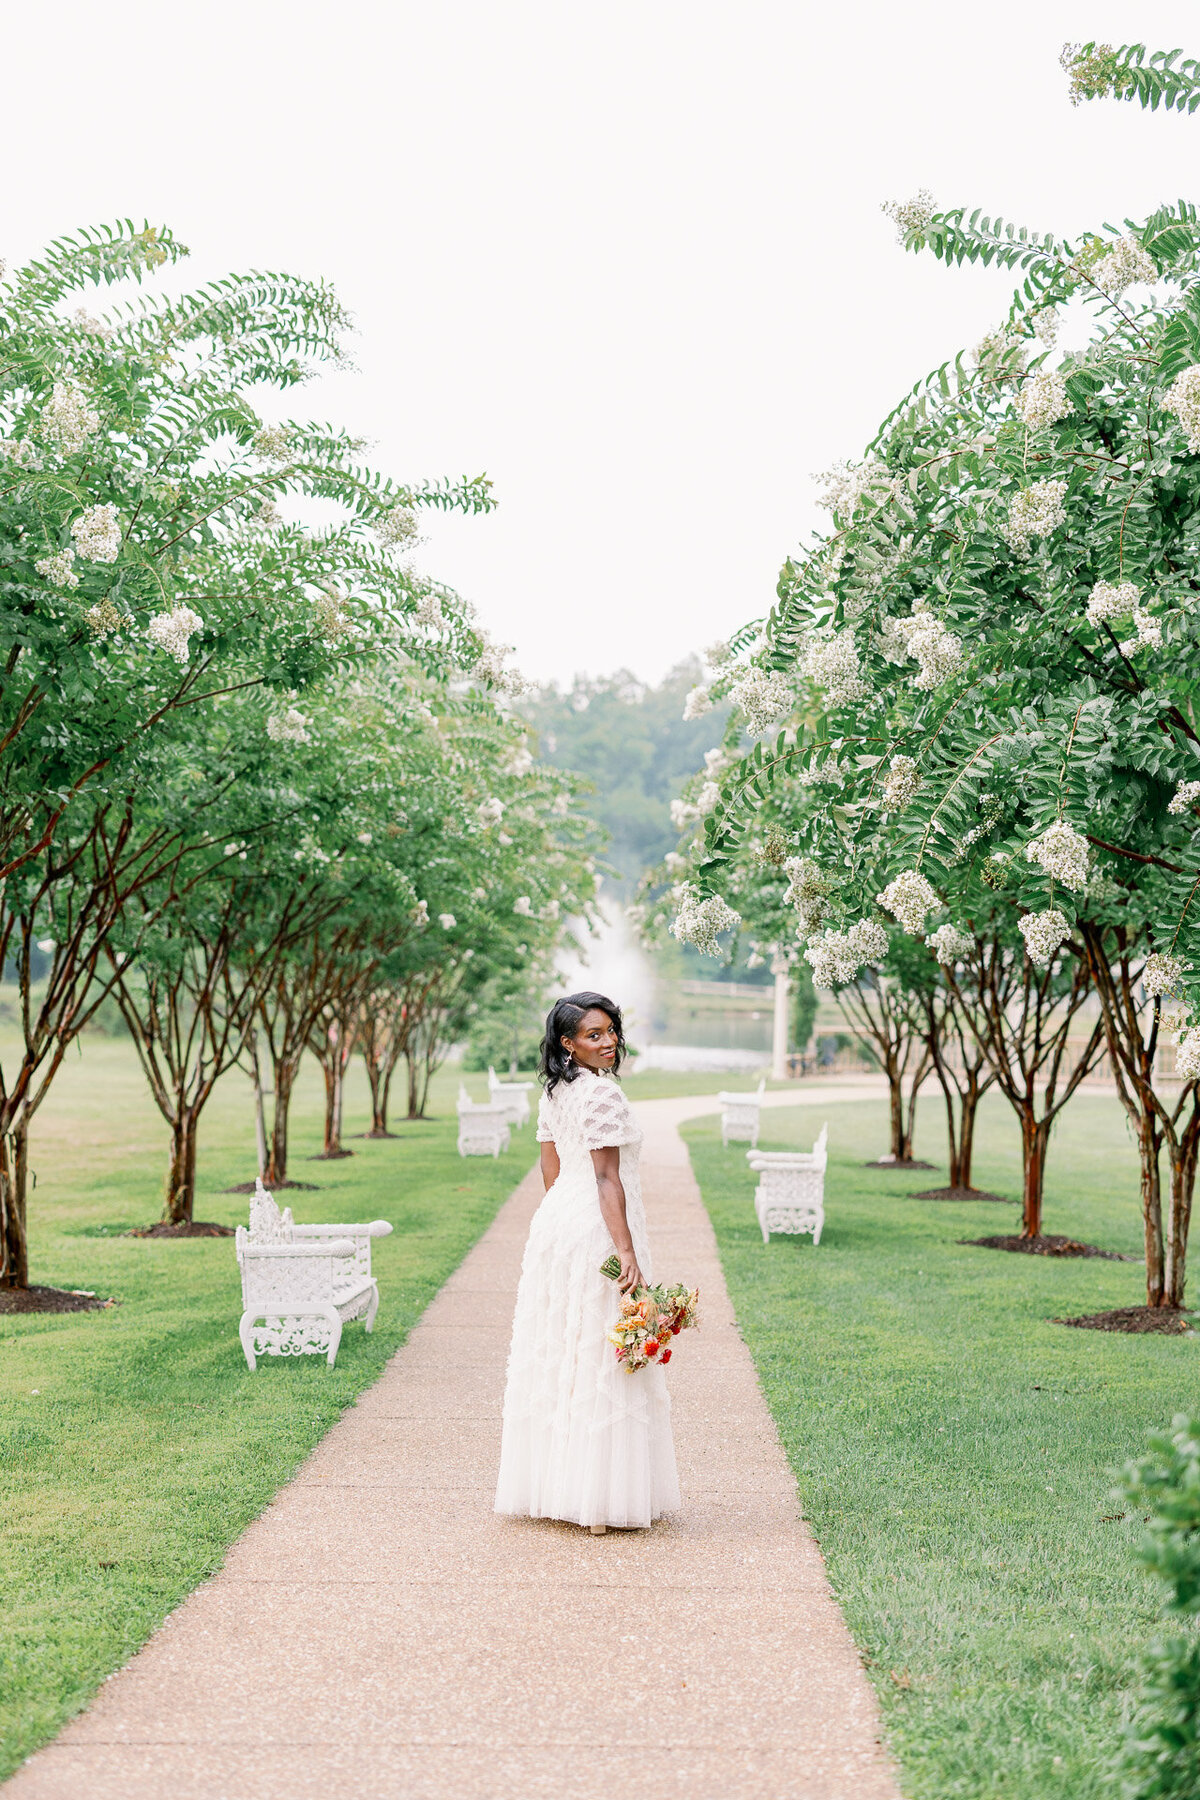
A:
600 1256 700 1371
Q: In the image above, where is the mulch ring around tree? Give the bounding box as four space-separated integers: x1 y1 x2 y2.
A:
126 1221 235 1238
222 1179 320 1194
865 1158 936 1171
1054 1305 1197 1336
911 1186 1013 1204
0 1285 117 1314
961 1234 1138 1261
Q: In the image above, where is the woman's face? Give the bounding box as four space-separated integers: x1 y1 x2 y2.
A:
563 1007 618 1073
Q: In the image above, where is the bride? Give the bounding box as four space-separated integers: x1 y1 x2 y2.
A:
494 991 680 1533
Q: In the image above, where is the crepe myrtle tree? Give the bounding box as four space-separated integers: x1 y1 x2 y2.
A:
0 221 521 1279
668 41 1200 1300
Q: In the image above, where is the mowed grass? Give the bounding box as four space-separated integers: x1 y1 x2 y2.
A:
0 1039 531 1779
683 1091 1200 1800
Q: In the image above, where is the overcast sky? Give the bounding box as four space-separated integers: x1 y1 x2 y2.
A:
6 0 1200 687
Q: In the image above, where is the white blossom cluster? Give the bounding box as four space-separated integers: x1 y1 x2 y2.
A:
881 190 935 245
0 437 42 468
801 631 869 707
1060 41 1118 106
35 549 79 590
375 506 419 549
503 744 534 777
252 426 292 461
1024 819 1091 892
413 899 429 926
513 895 533 916
695 781 721 816
663 850 690 876
1119 608 1163 656
1143 952 1188 998
146 603 204 664
314 590 354 642
248 498 282 532
682 684 712 721
728 665 793 734
925 922 973 964
415 592 445 630
1028 306 1061 346
804 919 888 990
704 746 728 777
704 638 733 666
38 379 100 455
973 325 1027 377
1168 780 1200 815
266 706 311 744
72 306 114 342
1091 235 1157 298
670 885 741 957
473 638 528 696
1165 366 1200 454
478 797 505 825
893 605 964 690
815 459 898 523
877 868 940 934
1018 907 1071 967
797 759 844 790
669 796 700 830
1086 579 1140 629
1017 369 1071 431
1003 479 1068 554
439 913 456 930
1174 1024 1200 1082
71 503 121 563
84 598 129 638
882 754 921 810
782 857 831 934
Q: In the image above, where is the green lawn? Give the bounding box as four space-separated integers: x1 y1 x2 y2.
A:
0 1039 530 1779
683 1092 1200 1800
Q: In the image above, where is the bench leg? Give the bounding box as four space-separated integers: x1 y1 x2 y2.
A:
364 1281 379 1332
238 1311 258 1372
812 1216 824 1246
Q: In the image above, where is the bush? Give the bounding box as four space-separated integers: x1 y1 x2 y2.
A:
1115 1416 1200 1798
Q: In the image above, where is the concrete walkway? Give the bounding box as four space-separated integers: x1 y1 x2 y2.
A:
8 1086 900 1800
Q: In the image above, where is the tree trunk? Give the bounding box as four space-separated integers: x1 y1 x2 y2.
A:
0 1121 30 1289
1138 1113 1167 1308
886 1054 906 1160
958 1076 981 1191
363 1052 397 1136
1165 1134 1199 1309
162 1110 200 1226
406 1050 421 1121
321 1061 345 1156
1019 1111 1050 1238
264 1059 297 1185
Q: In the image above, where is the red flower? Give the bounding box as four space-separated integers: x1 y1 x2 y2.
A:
644 1338 660 1357
671 1323 682 1335
660 1347 672 1363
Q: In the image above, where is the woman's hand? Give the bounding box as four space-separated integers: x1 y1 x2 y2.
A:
616 1247 645 1294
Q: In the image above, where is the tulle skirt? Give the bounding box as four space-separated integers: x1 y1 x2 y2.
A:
494 1164 680 1529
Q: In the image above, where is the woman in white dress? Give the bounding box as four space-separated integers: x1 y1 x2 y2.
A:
494 991 680 1534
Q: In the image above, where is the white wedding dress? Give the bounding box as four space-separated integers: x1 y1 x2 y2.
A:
494 1068 680 1529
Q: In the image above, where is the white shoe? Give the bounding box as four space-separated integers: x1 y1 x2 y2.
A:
590 1523 607 1535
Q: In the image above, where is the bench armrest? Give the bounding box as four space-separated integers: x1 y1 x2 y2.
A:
240 1238 355 1259
290 1220 394 1240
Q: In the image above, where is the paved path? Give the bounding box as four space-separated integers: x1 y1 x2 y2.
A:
8 1086 900 1800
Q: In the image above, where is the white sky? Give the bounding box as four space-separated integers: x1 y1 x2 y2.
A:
5 0 1199 686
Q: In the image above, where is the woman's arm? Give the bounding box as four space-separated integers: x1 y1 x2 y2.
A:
591 1145 645 1292
540 1140 561 1190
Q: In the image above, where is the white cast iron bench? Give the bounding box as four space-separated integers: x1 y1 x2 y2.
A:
487 1066 534 1127
457 1086 511 1157
747 1124 829 1245
236 1181 392 1370
719 1077 767 1148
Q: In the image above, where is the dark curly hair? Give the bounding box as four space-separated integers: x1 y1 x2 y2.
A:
539 991 625 1094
